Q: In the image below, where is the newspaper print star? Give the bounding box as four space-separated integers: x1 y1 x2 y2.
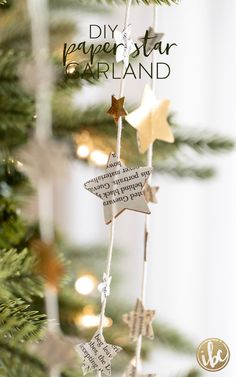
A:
76 331 122 376
114 24 136 67
123 299 155 343
84 152 152 224
139 26 164 54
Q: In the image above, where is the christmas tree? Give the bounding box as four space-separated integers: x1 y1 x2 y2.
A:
0 1 234 377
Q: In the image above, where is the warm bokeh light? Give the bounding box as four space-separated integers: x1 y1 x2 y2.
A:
66 62 77 75
75 305 113 328
90 150 108 166
77 314 113 328
76 144 90 159
16 160 23 168
75 274 96 295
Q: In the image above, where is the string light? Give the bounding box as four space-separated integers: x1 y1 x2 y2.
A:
66 62 77 75
90 150 108 166
76 145 90 159
76 306 113 329
75 274 97 295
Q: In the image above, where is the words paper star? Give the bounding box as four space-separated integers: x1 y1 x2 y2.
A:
143 183 159 204
98 273 112 303
114 24 136 68
123 299 155 342
107 95 127 123
84 152 152 224
76 331 122 376
125 85 174 154
31 329 79 370
123 360 156 377
139 27 164 54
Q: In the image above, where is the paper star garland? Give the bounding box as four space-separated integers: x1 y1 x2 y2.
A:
123 360 156 377
143 183 159 204
125 85 175 154
76 331 122 376
139 27 164 54
123 299 155 342
31 329 79 370
114 24 136 68
30 239 64 289
107 95 128 123
17 138 70 185
98 273 112 303
84 152 152 224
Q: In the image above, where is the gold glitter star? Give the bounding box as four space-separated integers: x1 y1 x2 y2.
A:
107 95 127 124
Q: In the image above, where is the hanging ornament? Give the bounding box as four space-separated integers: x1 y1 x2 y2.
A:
107 95 128 124
123 360 156 377
98 273 112 303
30 329 79 370
114 24 136 68
123 299 155 342
143 183 159 204
84 152 152 224
76 330 122 376
17 138 70 185
139 27 164 54
125 85 174 154
30 239 64 289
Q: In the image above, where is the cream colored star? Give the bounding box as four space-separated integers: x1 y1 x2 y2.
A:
76 331 122 376
84 152 152 224
123 299 155 343
125 85 174 154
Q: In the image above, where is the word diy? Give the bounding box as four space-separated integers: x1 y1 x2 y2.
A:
63 24 177 80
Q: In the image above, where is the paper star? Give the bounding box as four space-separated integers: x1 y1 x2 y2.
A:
143 183 159 204
98 273 112 303
114 24 136 68
76 331 122 376
17 138 70 185
31 329 79 370
123 299 155 342
30 239 64 289
125 85 174 154
107 95 127 123
123 360 156 377
139 27 164 54
84 152 152 224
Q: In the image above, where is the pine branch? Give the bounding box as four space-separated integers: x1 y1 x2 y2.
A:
156 163 215 179
0 197 26 249
67 0 179 5
0 248 44 302
0 341 47 377
0 299 45 344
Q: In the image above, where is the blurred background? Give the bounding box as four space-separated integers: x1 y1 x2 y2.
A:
0 1 235 377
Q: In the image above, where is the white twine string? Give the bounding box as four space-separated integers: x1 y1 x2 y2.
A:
27 1 60 376
98 0 132 336
135 5 159 373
